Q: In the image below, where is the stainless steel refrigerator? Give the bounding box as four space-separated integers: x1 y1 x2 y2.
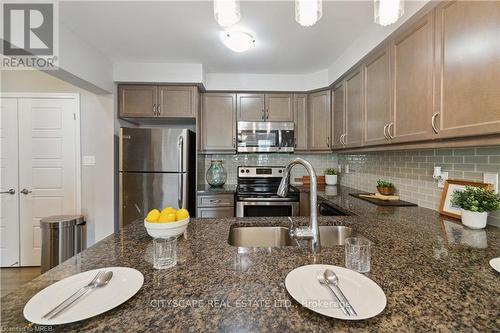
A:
119 128 195 227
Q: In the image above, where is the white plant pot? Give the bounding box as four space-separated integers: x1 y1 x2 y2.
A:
325 174 337 185
460 209 488 230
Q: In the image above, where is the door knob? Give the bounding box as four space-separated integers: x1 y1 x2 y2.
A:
0 189 15 195
20 189 32 195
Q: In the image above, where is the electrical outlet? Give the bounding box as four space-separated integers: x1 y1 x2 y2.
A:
438 172 448 188
483 173 498 194
345 164 350 174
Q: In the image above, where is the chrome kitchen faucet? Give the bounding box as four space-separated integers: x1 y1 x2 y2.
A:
277 158 320 255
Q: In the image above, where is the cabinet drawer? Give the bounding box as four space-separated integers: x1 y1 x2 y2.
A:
197 194 235 207
197 207 234 218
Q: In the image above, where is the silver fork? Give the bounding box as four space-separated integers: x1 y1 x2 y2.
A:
41 270 104 319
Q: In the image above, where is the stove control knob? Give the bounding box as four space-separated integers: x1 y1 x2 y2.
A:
278 170 283 174
240 169 244 173
246 169 250 173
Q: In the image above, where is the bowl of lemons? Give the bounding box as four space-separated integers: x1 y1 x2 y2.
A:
144 207 190 238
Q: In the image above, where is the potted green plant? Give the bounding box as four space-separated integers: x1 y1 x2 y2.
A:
451 186 500 229
376 180 395 195
324 168 338 185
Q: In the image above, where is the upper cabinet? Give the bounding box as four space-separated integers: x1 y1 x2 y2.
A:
237 94 265 121
265 94 293 121
308 90 331 151
364 46 392 146
293 94 308 150
344 68 364 148
157 86 197 118
332 82 346 149
201 93 237 153
118 85 157 117
237 93 293 122
391 13 435 143
434 1 500 138
118 84 198 119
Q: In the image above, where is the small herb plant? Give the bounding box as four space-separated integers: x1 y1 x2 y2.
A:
451 186 500 213
377 180 394 188
325 168 338 176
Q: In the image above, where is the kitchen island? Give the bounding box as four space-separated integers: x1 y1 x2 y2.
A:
2 186 499 332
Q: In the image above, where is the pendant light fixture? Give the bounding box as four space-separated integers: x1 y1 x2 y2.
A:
214 0 241 27
295 0 323 27
374 0 404 26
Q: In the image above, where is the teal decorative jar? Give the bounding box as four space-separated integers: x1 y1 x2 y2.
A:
206 160 227 187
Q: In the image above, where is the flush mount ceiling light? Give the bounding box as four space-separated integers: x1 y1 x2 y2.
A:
222 32 255 52
214 0 241 27
374 0 404 26
295 0 323 27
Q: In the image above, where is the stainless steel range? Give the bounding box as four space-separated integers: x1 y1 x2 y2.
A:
236 166 299 217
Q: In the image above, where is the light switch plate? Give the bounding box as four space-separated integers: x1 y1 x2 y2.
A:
82 155 96 166
483 173 498 194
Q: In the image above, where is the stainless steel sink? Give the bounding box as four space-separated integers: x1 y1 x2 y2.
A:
319 225 353 246
228 225 353 248
228 226 298 247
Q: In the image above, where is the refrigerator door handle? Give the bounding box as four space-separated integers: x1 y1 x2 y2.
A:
178 135 184 208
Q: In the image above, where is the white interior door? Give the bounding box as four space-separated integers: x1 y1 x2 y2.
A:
0 98 20 267
18 98 78 266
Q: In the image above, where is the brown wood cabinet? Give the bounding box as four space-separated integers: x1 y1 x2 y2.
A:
434 1 500 139
237 93 293 122
345 68 364 148
308 90 331 151
157 86 197 118
201 93 237 153
265 94 293 121
237 93 265 121
391 13 435 143
293 94 308 150
332 82 346 149
118 85 157 117
364 46 392 146
118 84 198 119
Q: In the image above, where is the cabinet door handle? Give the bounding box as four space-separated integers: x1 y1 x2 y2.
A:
326 136 330 148
387 123 394 139
383 124 389 140
1 189 15 195
157 105 161 116
20 189 32 195
340 134 346 145
294 137 297 148
233 137 236 148
153 104 157 116
431 113 439 134
266 109 269 120
209 199 222 203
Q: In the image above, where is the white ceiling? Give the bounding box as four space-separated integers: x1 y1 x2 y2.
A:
60 1 376 75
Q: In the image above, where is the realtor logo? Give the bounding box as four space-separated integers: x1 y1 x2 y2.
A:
2 2 58 69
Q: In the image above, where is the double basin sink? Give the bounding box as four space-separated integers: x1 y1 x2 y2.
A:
228 225 353 248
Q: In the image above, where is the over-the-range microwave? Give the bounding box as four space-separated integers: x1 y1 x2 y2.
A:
237 121 294 153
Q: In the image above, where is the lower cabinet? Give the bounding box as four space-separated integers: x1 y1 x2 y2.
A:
196 194 235 218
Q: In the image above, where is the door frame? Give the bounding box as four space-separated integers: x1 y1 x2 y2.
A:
0 92 82 215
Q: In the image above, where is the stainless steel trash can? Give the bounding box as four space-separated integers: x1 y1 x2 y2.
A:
40 215 87 273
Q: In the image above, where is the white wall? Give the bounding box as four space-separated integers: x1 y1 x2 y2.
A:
1 70 115 245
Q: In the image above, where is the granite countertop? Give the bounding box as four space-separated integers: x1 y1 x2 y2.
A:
197 184 237 194
2 186 500 332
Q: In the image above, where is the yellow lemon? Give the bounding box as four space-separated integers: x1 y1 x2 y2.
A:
161 207 176 215
145 209 160 222
175 209 189 221
158 212 176 223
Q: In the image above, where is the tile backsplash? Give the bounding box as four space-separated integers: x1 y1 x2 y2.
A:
338 146 500 226
200 153 338 185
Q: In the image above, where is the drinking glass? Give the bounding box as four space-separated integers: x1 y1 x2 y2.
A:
153 237 177 269
345 237 371 273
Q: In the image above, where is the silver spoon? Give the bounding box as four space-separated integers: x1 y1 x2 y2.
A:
48 271 113 319
316 272 349 315
324 269 357 316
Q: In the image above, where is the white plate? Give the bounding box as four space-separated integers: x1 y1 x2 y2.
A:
490 257 500 273
285 264 386 320
24 267 144 325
